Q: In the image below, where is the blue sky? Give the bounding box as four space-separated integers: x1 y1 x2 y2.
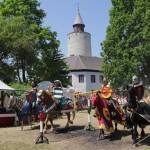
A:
38 0 112 57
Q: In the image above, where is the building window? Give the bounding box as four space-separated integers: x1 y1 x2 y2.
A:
100 75 104 83
68 75 72 85
91 75 96 83
78 75 84 83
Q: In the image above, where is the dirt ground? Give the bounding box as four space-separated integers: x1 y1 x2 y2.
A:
0 110 150 150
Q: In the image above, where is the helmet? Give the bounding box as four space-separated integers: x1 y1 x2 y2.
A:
132 75 138 84
54 80 62 87
103 78 109 86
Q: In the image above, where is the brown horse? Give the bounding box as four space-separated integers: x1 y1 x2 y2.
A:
36 90 75 133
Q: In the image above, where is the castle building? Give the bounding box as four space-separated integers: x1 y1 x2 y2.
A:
65 9 103 92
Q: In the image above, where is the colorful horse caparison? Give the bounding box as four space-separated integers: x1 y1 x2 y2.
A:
91 92 125 140
36 90 75 133
8 91 42 130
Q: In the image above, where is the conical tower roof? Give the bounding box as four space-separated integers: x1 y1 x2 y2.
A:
74 10 84 25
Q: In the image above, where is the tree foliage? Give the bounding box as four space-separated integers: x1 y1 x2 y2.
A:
101 0 150 89
36 27 69 86
0 0 69 86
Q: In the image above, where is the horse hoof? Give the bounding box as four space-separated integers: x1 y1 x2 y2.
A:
43 129 47 134
65 125 69 129
141 131 145 137
115 128 117 132
50 128 54 132
132 140 138 147
132 143 138 147
99 133 105 140
69 120 73 124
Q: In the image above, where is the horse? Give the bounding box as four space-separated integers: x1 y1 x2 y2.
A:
123 86 150 146
36 90 75 133
91 92 126 140
91 92 115 139
8 91 43 130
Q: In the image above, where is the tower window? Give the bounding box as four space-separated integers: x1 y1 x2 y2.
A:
91 75 96 83
78 75 84 83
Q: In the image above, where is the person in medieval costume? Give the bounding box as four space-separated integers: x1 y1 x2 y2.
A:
123 75 145 129
25 87 37 114
100 78 115 119
127 75 144 109
100 78 126 127
45 80 65 114
93 78 112 117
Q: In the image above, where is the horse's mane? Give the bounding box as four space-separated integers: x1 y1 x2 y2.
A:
9 96 25 110
42 90 53 101
43 90 53 96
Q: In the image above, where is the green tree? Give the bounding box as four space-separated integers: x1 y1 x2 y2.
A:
0 0 69 86
101 0 150 89
0 0 46 83
0 16 37 83
36 27 69 86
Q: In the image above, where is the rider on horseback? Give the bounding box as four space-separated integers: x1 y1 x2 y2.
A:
124 75 145 129
45 80 65 113
127 75 144 109
100 78 116 119
53 80 64 111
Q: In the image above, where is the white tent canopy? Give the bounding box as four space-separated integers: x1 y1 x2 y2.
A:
0 80 15 91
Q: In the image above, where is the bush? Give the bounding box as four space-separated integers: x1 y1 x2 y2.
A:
9 82 31 97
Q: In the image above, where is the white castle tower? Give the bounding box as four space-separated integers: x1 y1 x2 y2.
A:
67 9 92 57
65 8 103 92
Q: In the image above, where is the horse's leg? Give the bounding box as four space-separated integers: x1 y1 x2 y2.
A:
43 114 49 134
99 129 105 140
140 126 145 137
20 121 24 131
132 124 138 146
114 122 117 132
49 115 54 132
98 118 105 140
28 116 32 129
65 112 73 128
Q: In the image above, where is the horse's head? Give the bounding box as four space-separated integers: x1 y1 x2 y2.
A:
91 92 99 109
36 90 53 105
36 90 44 105
8 95 16 109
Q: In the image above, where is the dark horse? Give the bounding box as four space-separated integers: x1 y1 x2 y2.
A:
123 85 150 146
91 92 126 140
36 90 75 133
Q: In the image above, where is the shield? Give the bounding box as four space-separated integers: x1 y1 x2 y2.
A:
100 86 112 99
